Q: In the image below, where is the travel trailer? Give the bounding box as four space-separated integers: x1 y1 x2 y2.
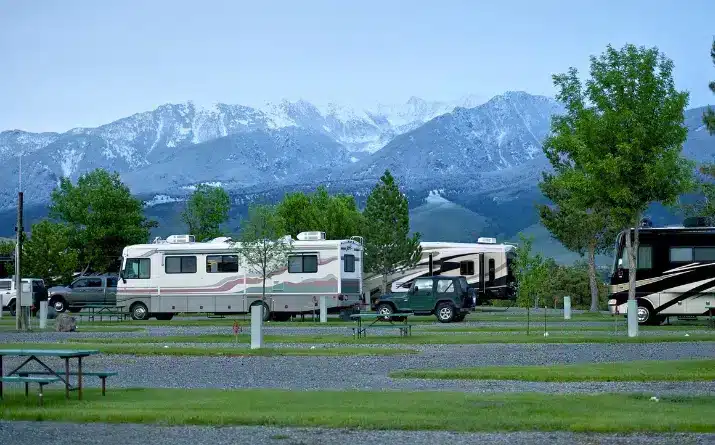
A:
362 238 517 307
116 232 363 321
608 217 715 325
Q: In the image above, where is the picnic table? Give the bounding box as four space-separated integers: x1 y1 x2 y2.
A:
0 348 116 405
350 312 414 338
77 304 129 322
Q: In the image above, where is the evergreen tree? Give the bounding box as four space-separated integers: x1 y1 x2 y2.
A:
363 170 421 293
704 38 715 134
23 220 79 287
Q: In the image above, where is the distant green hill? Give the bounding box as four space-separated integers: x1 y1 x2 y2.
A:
409 192 489 242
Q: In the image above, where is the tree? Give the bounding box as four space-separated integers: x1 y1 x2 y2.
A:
512 234 550 309
233 204 293 305
23 220 79 287
538 154 619 312
363 170 422 293
181 184 231 242
543 44 694 317
704 38 715 134
0 239 15 276
275 186 364 240
49 168 157 274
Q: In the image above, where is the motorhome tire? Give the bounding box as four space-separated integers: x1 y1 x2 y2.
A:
376 303 394 320
250 301 271 322
436 302 455 323
50 297 67 313
636 299 656 325
130 302 149 321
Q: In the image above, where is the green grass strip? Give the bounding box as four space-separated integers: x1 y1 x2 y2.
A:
0 342 415 357
389 359 715 382
66 332 715 345
0 389 713 433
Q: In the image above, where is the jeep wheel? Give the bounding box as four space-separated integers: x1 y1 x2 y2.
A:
436 302 455 323
376 303 393 320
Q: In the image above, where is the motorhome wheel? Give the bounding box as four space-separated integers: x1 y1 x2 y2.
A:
130 302 149 321
250 301 271 322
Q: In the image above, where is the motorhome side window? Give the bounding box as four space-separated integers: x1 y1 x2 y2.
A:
619 245 653 269
165 256 197 274
459 261 474 275
344 254 355 273
288 254 318 273
669 247 715 263
206 255 239 273
124 258 151 279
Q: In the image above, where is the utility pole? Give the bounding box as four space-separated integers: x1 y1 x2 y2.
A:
15 153 29 331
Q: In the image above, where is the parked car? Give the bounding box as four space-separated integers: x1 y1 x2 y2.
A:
47 274 118 313
0 278 48 316
372 275 477 323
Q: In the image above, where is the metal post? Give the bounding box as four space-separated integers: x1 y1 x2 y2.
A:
39 300 48 329
15 191 25 331
250 304 263 349
319 295 327 323
627 299 638 337
563 296 571 320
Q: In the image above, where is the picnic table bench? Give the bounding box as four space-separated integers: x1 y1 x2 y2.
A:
0 349 118 405
350 312 414 338
76 304 130 322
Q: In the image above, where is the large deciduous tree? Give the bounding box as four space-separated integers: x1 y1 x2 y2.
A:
23 220 79 287
49 168 157 274
363 170 421 294
538 153 619 312
233 204 293 305
181 184 231 242
543 44 694 326
275 186 363 240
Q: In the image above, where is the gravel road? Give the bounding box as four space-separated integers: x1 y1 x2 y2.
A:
2 342 713 394
2 421 713 445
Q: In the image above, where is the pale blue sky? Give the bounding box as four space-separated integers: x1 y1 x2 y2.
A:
1 0 713 133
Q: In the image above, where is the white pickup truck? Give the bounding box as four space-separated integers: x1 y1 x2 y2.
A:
0 278 48 316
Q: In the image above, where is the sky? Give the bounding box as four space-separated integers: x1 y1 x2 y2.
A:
1 0 713 133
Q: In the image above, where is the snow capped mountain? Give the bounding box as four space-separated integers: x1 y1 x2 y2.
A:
336 91 563 187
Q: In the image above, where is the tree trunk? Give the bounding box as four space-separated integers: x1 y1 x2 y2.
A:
587 242 599 312
625 223 639 302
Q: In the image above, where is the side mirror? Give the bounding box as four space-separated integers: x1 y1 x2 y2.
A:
119 271 126 284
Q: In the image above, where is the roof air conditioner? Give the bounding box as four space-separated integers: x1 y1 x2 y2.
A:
166 234 195 244
477 237 497 244
297 231 326 241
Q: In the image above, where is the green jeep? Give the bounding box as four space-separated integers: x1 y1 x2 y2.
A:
373 276 476 323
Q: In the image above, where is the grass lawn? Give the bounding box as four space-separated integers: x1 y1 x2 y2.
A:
66 332 715 346
389 359 715 382
0 342 416 357
0 388 713 433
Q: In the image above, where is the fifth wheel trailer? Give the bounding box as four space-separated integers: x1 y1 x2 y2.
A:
361 238 517 308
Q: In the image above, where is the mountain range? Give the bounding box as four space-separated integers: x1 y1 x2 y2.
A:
1 91 713 266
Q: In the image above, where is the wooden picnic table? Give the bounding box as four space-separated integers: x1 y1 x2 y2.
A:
350 312 414 338
0 348 100 401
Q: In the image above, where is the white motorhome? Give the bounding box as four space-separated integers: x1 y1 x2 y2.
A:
362 237 517 306
117 232 363 321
